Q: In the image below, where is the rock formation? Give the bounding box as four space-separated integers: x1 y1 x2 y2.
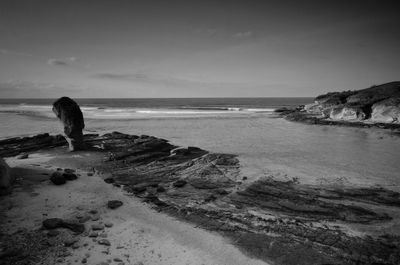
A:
303 81 400 123
52 97 85 151
0 157 13 192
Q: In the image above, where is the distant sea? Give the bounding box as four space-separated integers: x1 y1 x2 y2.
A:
1 97 400 191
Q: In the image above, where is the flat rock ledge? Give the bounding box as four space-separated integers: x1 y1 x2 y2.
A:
1 132 400 265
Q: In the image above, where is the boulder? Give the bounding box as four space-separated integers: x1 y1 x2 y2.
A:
52 97 85 151
50 171 67 185
0 158 13 192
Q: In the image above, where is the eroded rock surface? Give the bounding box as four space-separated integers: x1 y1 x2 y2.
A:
52 97 85 151
1 132 400 265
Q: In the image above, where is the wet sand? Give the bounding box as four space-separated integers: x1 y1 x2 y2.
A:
0 149 268 265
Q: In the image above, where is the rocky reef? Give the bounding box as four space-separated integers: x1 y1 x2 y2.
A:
279 81 400 129
1 132 400 265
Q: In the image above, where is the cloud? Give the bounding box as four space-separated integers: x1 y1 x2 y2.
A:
47 58 68 66
47 56 78 66
92 72 149 81
234 31 253 39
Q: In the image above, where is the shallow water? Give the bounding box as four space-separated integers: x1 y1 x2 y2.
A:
1 99 399 191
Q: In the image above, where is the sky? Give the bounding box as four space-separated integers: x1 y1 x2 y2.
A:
0 0 399 98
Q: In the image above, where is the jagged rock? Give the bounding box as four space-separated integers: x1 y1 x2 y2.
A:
107 200 123 209
52 97 85 151
0 157 13 192
50 171 67 185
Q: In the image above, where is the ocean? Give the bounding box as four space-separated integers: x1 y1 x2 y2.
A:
1 97 400 191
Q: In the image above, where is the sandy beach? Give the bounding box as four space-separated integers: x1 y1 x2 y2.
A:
0 147 268 265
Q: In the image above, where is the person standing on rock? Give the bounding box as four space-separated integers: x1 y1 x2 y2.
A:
52 97 85 151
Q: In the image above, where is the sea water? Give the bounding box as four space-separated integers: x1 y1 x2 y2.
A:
1 98 399 191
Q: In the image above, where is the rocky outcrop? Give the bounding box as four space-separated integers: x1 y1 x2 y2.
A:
0 157 13 192
52 97 85 151
313 82 400 123
1 132 400 264
371 97 400 123
280 82 400 129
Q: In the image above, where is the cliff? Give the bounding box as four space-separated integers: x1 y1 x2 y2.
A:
305 81 400 123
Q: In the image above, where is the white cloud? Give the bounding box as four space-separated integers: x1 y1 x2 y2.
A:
47 58 68 66
234 31 253 39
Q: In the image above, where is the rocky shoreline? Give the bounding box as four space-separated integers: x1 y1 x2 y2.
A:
276 81 400 133
1 132 400 265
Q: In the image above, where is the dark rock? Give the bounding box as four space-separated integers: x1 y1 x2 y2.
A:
64 168 76 173
50 171 67 185
63 172 78 181
107 200 123 209
0 157 13 191
43 218 85 234
173 179 187 188
52 97 85 151
156 186 166 192
43 218 64 229
104 177 114 183
16 153 29 159
47 230 60 237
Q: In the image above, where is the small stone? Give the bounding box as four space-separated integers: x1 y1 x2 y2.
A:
104 177 114 183
113 258 123 262
89 209 98 214
89 231 98 237
98 239 111 246
107 200 123 209
72 243 80 249
91 224 104 230
81 258 87 263
91 214 100 221
104 222 113 228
